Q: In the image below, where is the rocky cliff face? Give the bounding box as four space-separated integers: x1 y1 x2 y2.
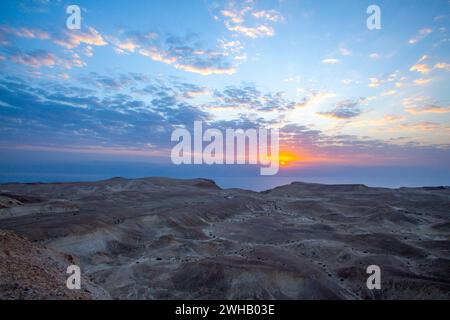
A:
0 177 449 299
0 230 110 300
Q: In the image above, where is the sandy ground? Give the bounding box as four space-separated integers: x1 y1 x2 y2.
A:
0 177 449 299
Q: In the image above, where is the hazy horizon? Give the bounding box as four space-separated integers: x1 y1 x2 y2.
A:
1 156 449 191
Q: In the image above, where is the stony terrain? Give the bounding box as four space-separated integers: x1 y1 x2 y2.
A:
0 230 109 299
0 177 449 299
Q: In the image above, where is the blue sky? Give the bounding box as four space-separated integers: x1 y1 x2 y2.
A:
0 0 449 188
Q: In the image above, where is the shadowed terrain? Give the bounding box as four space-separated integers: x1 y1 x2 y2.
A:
0 177 449 299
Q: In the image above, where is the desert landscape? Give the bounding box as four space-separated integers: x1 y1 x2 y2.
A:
0 177 449 300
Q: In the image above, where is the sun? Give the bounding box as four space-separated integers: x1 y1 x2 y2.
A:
259 150 302 167
278 151 300 167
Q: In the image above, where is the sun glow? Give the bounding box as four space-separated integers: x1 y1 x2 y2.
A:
278 150 301 167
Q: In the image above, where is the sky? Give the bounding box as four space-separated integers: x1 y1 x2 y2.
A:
0 0 449 189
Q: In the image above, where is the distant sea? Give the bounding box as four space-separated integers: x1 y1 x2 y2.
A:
1 160 449 191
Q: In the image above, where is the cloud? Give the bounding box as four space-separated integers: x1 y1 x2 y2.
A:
410 63 431 74
110 31 237 76
204 85 333 115
77 72 140 90
173 62 236 76
380 90 396 96
283 76 301 83
369 53 381 59
408 28 433 44
1 22 237 76
368 78 382 88
0 24 106 59
252 10 283 22
0 76 210 150
322 58 340 64
174 82 209 99
278 123 450 166
403 97 450 114
218 39 244 55
434 62 450 71
53 27 107 49
408 55 432 74
1 74 448 166
382 114 406 122
297 90 336 108
341 79 353 85
143 45 236 75
225 24 275 38
407 104 450 114
398 122 443 131
82 46 94 57
107 36 141 54
339 47 352 56
413 78 432 85
216 1 283 38
0 25 50 40
368 71 400 88
317 99 364 119
8 49 85 69
210 84 299 112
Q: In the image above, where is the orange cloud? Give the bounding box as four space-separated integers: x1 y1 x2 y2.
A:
410 63 431 74
54 27 107 49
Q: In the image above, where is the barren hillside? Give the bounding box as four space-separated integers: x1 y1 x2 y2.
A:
0 178 449 299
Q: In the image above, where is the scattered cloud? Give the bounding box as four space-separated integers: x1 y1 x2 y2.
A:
409 55 432 74
339 47 352 56
217 1 283 38
111 31 237 76
53 27 107 49
322 58 340 64
283 76 301 83
408 28 433 44
408 104 450 114
398 121 443 132
380 90 396 96
107 36 141 54
410 56 450 75
8 49 85 69
0 76 210 149
210 84 299 112
317 99 364 119
410 63 431 74
1 73 448 165
341 79 354 85
299 90 336 108
226 23 275 38
368 78 382 88
434 62 450 71
0 25 50 40
252 10 283 22
413 78 432 85
368 72 398 88
403 97 450 114
85 46 95 58
0 20 240 76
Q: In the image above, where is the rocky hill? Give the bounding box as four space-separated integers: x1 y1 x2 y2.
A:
0 177 449 299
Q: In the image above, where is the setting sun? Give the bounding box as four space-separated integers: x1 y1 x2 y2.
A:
278 151 301 166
